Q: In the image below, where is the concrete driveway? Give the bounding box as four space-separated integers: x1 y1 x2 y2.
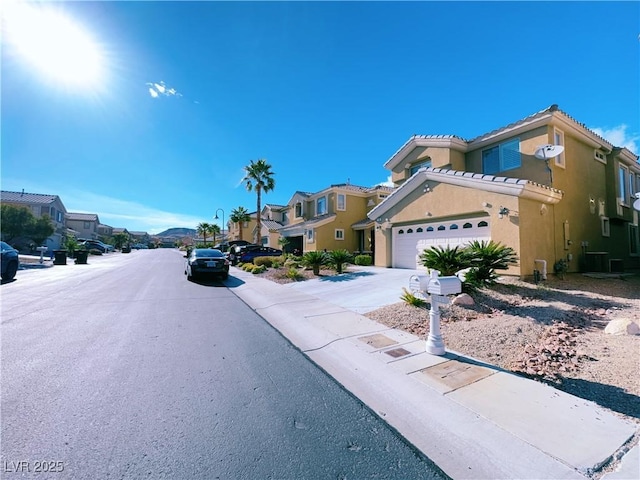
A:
281 265 426 313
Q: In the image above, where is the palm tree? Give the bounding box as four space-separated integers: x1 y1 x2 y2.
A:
242 159 275 245
229 206 251 241
209 224 221 245
197 222 212 246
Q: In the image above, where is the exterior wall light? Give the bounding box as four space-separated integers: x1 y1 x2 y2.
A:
498 206 510 219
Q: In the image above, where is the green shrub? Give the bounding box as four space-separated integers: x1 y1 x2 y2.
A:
354 254 372 266
464 240 518 287
327 249 353 274
301 251 328 275
272 261 281 269
285 267 304 281
419 245 469 276
251 265 267 274
254 256 274 267
400 288 427 308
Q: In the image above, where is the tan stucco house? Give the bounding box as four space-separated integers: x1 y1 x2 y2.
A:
368 105 640 278
1 190 68 250
227 212 257 243
277 183 395 255
66 212 100 240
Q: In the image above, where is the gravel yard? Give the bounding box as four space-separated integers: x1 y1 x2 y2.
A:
364 273 640 425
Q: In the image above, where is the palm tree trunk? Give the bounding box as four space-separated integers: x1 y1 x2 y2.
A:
255 187 262 245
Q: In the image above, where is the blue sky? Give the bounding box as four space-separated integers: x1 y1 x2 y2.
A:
2 1 639 234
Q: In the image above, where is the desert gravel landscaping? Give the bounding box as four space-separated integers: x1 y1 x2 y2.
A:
258 266 639 425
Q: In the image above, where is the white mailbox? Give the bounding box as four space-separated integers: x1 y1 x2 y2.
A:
427 275 462 296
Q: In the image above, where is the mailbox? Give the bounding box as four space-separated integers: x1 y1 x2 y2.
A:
427 275 462 296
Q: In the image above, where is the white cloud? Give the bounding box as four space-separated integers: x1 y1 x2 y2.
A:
376 175 395 188
61 190 206 234
146 80 182 99
590 124 639 155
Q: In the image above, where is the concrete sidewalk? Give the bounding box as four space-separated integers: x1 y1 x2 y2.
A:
228 266 639 480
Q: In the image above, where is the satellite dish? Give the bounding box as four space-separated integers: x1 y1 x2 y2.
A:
534 144 565 160
634 193 640 212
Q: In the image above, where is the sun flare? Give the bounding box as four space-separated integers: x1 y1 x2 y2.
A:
3 1 105 88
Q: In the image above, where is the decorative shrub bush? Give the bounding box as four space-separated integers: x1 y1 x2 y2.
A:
285 267 304 280
301 251 328 275
327 249 353 274
400 287 427 308
419 245 468 276
354 254 372 266
254 256 274 267
251 265 267 274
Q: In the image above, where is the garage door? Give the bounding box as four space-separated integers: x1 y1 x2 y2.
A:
392 218 491 269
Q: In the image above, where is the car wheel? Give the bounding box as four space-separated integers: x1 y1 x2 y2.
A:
2 261 18 281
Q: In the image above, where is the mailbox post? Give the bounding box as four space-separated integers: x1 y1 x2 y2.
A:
36 246 48 264
424 270 461 355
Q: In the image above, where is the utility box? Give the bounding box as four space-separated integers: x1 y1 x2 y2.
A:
427 275 462 296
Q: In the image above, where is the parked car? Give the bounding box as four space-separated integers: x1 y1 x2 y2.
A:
1 241 20 281
214 240 251 253
185 248 229 280
228 243 260 265
238 246 283 264
79 239 113 253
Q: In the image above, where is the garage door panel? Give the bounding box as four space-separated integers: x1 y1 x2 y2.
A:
392 219 490 269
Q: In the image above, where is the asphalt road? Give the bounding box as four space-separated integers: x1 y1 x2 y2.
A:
1 249 448 479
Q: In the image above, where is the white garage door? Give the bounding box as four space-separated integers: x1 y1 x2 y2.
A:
392 218 491 269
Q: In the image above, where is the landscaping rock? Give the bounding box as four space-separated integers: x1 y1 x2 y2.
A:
452 293 475 306
604 318 640 336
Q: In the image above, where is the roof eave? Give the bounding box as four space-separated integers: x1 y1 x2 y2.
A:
384 136 468 171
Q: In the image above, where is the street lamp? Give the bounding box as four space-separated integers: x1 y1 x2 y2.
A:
214 208 225 243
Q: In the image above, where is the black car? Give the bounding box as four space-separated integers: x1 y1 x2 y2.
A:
228 243 260 265
185 248 230 280
214 240 251 253
1 241 20 281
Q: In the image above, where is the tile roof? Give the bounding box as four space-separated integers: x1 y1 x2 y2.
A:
351 217 374 229
1 190 59 205
66 212 98 221
261 219 283 230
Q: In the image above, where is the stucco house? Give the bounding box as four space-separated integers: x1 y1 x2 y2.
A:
227 212 257 243
277 183 395 255
368 105 639 278
66 212 100 240
0 190 68 250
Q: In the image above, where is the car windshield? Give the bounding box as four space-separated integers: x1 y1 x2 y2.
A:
194 249 224 258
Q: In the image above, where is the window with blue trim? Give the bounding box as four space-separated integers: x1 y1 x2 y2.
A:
482 138 521 174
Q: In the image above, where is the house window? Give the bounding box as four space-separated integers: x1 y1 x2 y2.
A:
437 225 446 231
594 150 606 164
482 138 521 174
618 164 629 205
416 227 423 232
426 227 434 232
398 229 405 234
478 221 488 227
335 229 344 240
450 224 459 230
84 221 91 229
410 159 432 176
243 221 249 228
282 211 288 223
317 197 327 215
336 193 346 211
295 202 303 218
57 212 63 223
553 128 565 168
407 228 413 233
601 217 610 237
463 222 472 229
306 229 314 242
629 224 639 256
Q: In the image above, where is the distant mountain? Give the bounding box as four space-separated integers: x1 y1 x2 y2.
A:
156 227 196 238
